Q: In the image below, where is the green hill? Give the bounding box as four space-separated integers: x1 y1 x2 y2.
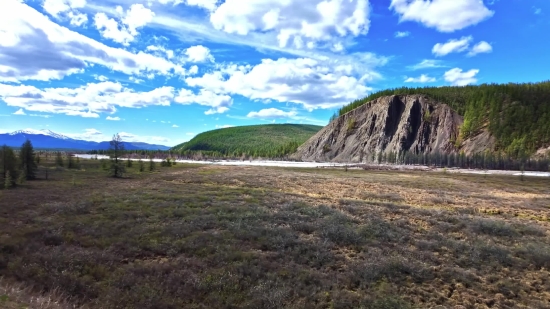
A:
172 124 323 158
333 81 550 156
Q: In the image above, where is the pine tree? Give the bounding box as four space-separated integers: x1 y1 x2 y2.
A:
126 158 133 168
19 140 37 180
67 155 75 169
109 133 126 178
4 171 12 189
1 145 18 188
35 153 40 164
149 156 155 172
138 159 144 172
55 152 64 167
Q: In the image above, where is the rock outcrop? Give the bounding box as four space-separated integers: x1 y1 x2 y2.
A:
292 95 468 162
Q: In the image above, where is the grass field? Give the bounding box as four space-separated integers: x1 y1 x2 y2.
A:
1 158 550 308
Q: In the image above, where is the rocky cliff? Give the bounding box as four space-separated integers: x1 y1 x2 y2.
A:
293 95 494 162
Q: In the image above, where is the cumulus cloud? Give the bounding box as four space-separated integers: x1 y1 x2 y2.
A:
0 1 185 82
395 31 410 38
63 128 170 144
106 116 121 121
404 74 436 83
407 59 446 70
432 36 472 56
13 108 26 115
0 81 175 117
390 0 494 32
247 108 298 119
467 41 493 56
43 0 88 26
210 0 370 49
94 4 155 45
175 89 232 115
185 57 381 110
172 124 179 127
185 45 214 62
444 68 479 86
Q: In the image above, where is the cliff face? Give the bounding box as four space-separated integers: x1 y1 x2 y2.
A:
293 95 473 162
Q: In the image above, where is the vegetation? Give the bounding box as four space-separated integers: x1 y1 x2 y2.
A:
334 81 550 156
171 124 322 159
19 140 37 180
364 150 549 171
1 159 549 308
0 145 18 188
109 133 125 178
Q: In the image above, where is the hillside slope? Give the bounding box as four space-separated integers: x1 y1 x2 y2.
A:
333 81 550 156
172 124 323 158
293 95 471 162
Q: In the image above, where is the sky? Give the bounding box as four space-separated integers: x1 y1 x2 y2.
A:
0 0 549 146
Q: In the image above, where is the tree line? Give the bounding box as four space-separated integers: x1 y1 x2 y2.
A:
360 150 549 172
1 140 38 189
332 81 550 157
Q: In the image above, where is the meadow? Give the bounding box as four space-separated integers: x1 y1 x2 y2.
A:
1 157 549 309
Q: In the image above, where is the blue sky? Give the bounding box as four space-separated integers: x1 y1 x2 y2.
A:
0 0 548 146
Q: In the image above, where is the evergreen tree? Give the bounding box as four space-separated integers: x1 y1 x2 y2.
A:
4 171 12 189
126 158 133 168
67 155 75 169
35 153 40 164
109 133 126 178
1 145 18 188
19 140 37 180
138 159 144 172
149 156 155 172
55 152 64 167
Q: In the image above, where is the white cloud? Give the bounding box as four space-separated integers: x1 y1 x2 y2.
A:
185 45 214 62
0 81 175 117
404 74 436 83
390 0 494 32
94 4 155 46
106 116 121 121
146 45 175 59
210 0 370 49
174 89 232 114
444 68 479 86
247 108 298 119
407 59 446 70
0 1 185 82
185 56 381 110
395 31 410 38
534 7 541 15
43 0 88 27
215 125 234 129
43 0 86 17
13 108 26 115
95 75 109 82
467 41 492 56
156 0 218 11
63 128 170 144
172 124 179 128
432 36 472 56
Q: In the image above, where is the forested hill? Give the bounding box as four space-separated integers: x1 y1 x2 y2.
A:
172 124 323 158
333 81 550 156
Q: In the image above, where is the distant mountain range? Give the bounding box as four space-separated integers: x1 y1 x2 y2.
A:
0 129 170 151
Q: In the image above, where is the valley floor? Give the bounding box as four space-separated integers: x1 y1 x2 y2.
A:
1 160 550 308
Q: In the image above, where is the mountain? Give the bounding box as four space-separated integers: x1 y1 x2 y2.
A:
0 129 170 151
294 82 550 162
331 81 550 158
172 124 323 158
292 95 466 162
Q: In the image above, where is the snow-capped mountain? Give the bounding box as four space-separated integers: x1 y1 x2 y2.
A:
9 129 72 140
0 129 170 150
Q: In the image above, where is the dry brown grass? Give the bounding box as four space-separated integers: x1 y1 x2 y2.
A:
1 159 549 308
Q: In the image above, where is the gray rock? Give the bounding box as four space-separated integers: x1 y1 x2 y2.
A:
292 95 492 162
